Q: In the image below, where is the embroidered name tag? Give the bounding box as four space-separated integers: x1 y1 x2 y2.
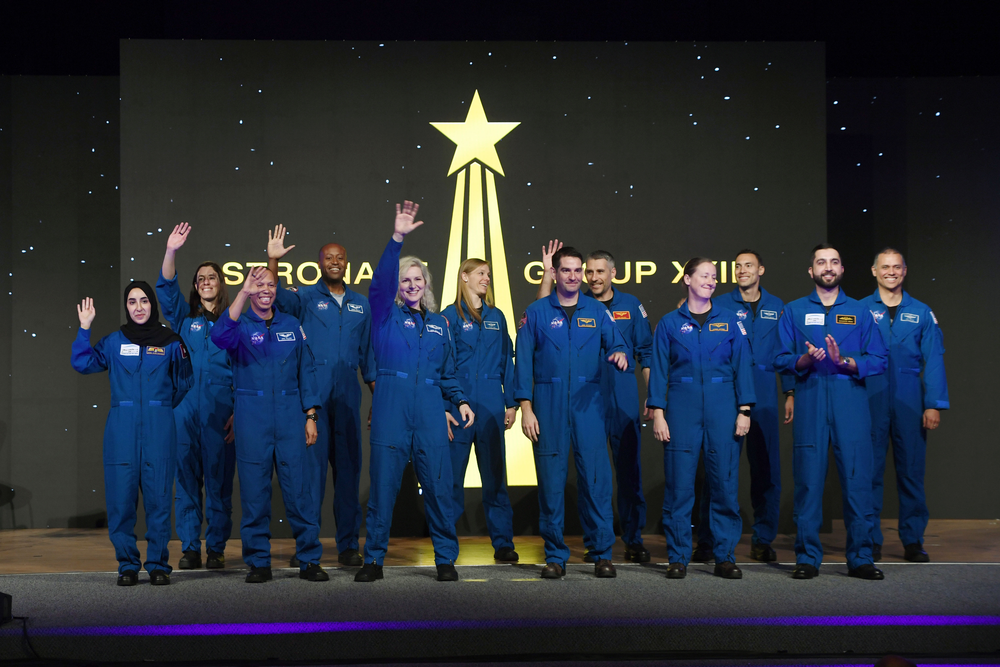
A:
120 343 140 356
760 309 778 320
709 322 729 332
426 324 444 336
835 314 856 325
577 317 597 328
484 320 500 331
276 331 296 342
146 346 165 356
613 310 631 320
900 312 919 324
805 313 825 326
348 303 364 314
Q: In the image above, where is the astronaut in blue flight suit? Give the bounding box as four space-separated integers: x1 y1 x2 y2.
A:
648 258 756 580
534 244 653 563
156 222 236 571
210 266 328 583
862 248 948 563
266 225 376 568
695 250 794 563
442 258 519 562
71 283 193 586
515 246 631 579
355 201 475 584
774 244 888 581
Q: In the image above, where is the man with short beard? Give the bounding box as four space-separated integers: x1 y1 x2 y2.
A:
267 227 376 568
775 244 888 581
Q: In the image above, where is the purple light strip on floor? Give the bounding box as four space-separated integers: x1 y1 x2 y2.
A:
20 615 1000 637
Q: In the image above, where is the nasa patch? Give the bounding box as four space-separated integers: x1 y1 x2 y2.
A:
317 301 330 311
872 310 886 323
737 310 748 321
550 317 565 329
900 312 919 324
348 303 364 314
680 323 694 335
251 331 265 346
484 320 500 331
426 324 444 336
189 321 204 333
403 319 416 329
462 321 475 332
760 310 778 320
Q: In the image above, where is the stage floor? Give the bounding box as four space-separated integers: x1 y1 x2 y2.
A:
1 519 998 573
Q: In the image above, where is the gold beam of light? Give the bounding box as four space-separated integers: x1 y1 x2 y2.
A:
441 169 467 307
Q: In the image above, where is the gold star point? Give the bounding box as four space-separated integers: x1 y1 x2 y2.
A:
431 90 519 177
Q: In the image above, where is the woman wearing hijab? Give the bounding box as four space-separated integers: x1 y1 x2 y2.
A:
441 258 519 562
156 222 236 571
71 283 194 586
355 201 474 583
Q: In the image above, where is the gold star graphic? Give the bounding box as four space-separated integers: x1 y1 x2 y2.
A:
431 90 520 177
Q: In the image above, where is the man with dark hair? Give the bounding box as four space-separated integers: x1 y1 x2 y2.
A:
694 249 794 563
267 226 376 568
775 244 888 580
515 246 631 579
536 244 653 563
862 248 948 563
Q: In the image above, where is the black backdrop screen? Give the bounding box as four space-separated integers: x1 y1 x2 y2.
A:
120 40 824 503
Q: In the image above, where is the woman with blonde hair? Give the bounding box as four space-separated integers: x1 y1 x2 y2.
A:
442 258 519 562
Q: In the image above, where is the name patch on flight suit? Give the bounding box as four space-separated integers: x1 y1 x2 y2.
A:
805 314 825 326
900 313 919 324
613 310 631 320
276 331 296 342
835 315 856 325
348 303 364 314
577 317 597 328
146 346 165 356
760 310 778 320
484 321 500 331
120 343 140 356
709 322 728 332
426 324 444 336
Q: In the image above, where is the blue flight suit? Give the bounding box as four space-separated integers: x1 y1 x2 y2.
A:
156 271 236 557
861 289 948 548
365 238 467 566
513 292 631 567
275 280 376 554
579 289 652 551
441 303 517 552
775 289 888 569
698 287 793 549
71 329 193 574
647 304 756 565
210 309 323 570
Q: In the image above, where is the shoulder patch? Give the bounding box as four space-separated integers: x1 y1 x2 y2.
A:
120 343 140 357
577 317 596 328
276 331 296 342
348 303 364 314
518 311 528 329
835 314 856 325
900 312 919 324
638 303 648 318
709 322 729 332
930 310 938 324
288 286 299 293
737 321 747 336
299 326 307 340
612 310 631 320
179 342 188 359
760 309 778 320
484 320 500 331
805 313 825 326
146 346 165 356
426 323 444 336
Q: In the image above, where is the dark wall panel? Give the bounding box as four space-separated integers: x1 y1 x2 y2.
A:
0 77 12 525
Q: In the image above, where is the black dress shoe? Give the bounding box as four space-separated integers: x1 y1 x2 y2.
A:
289 555 300 568
903 543 930 563
666 563 687 579
714 561 743 579
749 543 777 562
149 570 171 586
624 543 651 563
792 563 819 579
594 559 617 578
178 550 202 569
582 552 598 563
117 570 139 586
691 543 713 563
354 562 383 582
494 547 519 562
338 549 363 566
206 551 225 569
848 563 885 580
245 566 273 583
436 564 459 581
540 562 565 579
872 543 882 562
299 563 330 581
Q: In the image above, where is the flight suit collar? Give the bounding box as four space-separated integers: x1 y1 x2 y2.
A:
808 287 848 307
678 299 724 324
584 287 617 309
870 288 912 308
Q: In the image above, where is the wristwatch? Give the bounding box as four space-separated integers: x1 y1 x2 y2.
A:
305 413 318 423
738 408 752 417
